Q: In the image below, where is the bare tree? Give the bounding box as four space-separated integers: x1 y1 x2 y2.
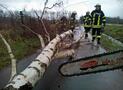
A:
36 0 63 42
33 10 50 42
0 1 78 90
0 4 45 81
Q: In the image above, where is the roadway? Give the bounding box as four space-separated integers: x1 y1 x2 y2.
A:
0 27 123 90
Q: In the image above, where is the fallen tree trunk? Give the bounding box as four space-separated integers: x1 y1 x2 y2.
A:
4 30 72 90
0 33 17 80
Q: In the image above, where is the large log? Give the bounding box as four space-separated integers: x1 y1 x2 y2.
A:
3 30 72 90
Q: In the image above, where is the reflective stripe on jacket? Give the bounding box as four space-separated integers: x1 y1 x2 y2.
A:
83 15 92 28
91 10 106 28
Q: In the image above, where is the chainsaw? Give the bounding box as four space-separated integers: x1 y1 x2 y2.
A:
59 49 123 77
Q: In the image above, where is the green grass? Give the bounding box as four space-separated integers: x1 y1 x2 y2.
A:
0 39 10 69
104 24 123 42
11 37 40 59
101 24 123 51
101 35 123 51
0 34 40 70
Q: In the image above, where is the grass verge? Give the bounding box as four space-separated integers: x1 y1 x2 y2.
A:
101 24 123 51
0 32 40 70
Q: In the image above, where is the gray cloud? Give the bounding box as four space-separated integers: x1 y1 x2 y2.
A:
0 0 123 18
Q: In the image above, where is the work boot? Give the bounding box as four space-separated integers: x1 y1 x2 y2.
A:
92 39 95 43
97 41 101 45
85 33 88 39
97 38 101 45
92 37 96 42
96 41 101 48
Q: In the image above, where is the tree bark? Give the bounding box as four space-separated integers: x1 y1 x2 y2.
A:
4 30 72 90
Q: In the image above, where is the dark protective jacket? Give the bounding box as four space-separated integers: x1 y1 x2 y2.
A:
83 15 92 28
69 14 76 30
60 16 67 26
59 16 68 33
91 10 106 28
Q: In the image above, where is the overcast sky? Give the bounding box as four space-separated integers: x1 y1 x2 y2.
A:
0 0 123 18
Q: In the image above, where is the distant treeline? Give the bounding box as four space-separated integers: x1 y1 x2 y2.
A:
106 17 123 24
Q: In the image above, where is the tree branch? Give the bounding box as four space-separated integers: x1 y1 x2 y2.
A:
21 24 45 49
0 33 17 80
34 10 50 42
45 1 63 9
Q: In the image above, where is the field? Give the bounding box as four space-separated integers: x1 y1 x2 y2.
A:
105 24 123 42
0 30 40 70
101 24 123 51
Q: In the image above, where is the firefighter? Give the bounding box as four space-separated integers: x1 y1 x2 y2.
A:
91 4 106 45
59 16 68 34
83 11 92 39
69 12 77 31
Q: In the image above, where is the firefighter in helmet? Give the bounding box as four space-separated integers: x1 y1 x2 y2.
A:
83 11 92 39
69 11 77 31
59 16 68 34
91 4 106 45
